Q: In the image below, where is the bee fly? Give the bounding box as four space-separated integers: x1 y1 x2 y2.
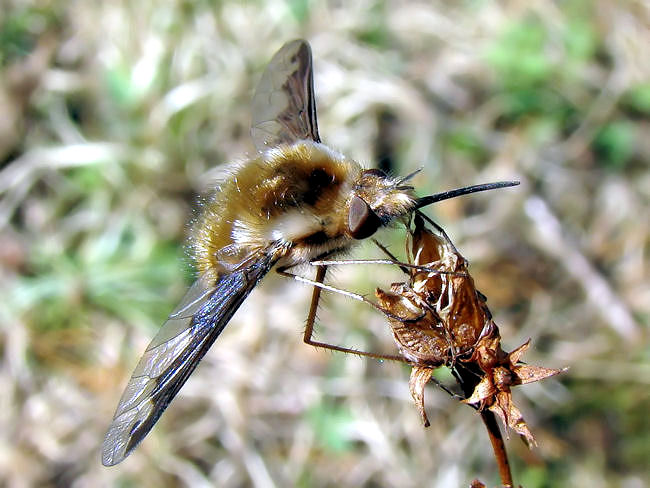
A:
101 39 518 466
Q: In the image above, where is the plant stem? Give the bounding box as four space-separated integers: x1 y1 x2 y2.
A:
480 409 513 488
454 363 514 487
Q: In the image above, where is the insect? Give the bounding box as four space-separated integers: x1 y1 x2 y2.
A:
101 39 518 466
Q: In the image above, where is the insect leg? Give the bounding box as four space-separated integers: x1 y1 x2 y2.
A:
308 258 467 278
276 264 367 303
276 265 468 401
275 264 420 320
371 238 410 274
275 264 410 363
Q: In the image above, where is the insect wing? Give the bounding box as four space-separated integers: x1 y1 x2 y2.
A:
101 253 279 466
250 39 320 151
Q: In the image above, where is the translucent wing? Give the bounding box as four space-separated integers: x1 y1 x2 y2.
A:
250 39 321 151
101 250 282 466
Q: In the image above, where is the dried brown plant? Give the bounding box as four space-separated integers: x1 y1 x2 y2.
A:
375 213 565 486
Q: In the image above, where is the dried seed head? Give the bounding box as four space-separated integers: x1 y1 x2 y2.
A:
376 214 565 443
375 214 489 366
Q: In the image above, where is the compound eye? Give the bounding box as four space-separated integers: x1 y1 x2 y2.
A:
361 168 386 178
348 195 382 240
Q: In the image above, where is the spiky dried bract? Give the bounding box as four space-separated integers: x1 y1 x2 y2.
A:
464 334 565 446
376 215 564 443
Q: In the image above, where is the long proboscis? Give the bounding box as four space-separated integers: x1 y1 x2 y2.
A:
415 181 520 209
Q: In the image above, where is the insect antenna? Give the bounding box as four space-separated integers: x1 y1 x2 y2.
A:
393 167 423 188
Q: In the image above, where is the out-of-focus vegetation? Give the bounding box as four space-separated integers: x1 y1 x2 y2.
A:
0 1 648 487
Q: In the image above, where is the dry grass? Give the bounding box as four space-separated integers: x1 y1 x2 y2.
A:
1 1 649 486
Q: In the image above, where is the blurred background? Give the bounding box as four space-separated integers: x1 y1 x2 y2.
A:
1 1 648 487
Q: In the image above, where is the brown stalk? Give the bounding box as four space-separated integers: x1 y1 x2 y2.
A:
455 362 513 487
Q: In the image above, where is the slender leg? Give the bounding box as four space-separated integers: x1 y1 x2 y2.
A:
276 264 410 363
308 258 466 278
309 238 466 278
372 238 410 274
276 264 466 402
275 265 425 323
276 265 367 304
